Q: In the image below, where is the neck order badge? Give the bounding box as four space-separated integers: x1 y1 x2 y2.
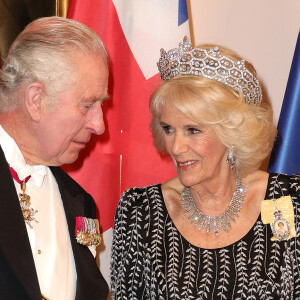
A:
10 166 38 228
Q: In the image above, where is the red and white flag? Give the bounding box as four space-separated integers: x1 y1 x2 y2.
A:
66 0 190 285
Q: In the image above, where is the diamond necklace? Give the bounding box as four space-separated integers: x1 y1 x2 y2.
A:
181 177 245 237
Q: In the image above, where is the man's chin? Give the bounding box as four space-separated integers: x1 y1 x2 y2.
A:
57 152 80 166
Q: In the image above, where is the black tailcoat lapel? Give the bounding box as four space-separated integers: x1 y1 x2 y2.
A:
0 146 41 299
51 167 108 300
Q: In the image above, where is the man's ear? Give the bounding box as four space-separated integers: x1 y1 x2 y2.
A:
24 82 46 122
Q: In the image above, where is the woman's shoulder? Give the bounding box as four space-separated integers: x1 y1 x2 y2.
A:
266 172 300 198
118 183 163 209
113 183 165 229
267 172 300 186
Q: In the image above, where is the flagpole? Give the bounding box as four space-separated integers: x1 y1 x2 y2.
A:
56 0 69 18
186 0 194 45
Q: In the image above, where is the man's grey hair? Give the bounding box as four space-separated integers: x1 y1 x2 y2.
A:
0 16 108 112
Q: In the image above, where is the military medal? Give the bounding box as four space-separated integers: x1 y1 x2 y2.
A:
75 216 101 246
10 166 38 229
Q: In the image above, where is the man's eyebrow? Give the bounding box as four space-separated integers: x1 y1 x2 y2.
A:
81 94 110 103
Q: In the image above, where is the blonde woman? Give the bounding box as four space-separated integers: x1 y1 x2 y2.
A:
111 38 299 299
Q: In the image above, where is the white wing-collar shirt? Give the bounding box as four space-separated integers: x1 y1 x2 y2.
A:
0 125 76 300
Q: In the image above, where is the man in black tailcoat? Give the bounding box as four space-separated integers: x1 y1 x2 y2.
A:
0 16 109 299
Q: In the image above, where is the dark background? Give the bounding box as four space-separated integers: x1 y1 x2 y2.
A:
0 0 55 61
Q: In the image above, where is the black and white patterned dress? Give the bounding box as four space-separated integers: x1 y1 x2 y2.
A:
111 173 300 299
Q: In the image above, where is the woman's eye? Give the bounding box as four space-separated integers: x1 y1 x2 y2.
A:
188 128 201 134
162 125 174 134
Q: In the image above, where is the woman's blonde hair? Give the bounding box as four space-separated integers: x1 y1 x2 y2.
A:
150 45 276 177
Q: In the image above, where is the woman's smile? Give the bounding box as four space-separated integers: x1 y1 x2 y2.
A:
176 159 198 170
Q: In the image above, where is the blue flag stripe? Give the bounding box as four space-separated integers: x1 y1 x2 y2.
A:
268 32 300 174
178 0 188 26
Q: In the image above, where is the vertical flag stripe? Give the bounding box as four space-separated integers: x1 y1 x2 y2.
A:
178 0 188 25
268 31 300 174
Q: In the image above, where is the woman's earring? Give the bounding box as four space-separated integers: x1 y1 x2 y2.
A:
226 146 235 169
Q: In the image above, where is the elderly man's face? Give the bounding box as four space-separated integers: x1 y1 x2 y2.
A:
34 53 108 166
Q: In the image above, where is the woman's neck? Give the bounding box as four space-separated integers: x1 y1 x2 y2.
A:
189 171 238 216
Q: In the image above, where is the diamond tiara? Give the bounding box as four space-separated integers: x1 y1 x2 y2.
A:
157 36 262 105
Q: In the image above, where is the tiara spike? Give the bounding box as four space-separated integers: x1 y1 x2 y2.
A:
157 37 262 105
